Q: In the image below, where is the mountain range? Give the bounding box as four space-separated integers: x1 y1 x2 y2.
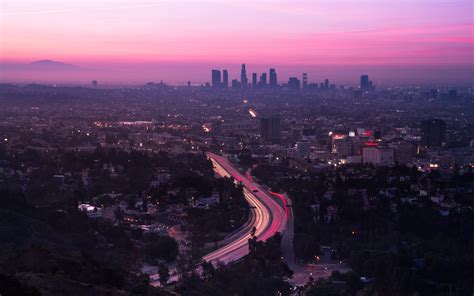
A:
1 60 80 71
28 60 79 70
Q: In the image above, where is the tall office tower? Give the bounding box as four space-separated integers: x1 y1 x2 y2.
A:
360 74 374 92
269 68 277 87
324 79 329 89
241 64 248 88
302 73 308 88
222 69 229 88
360 75 369 91
212 69 221 87
259 73 267 87
92 80 98 88
260 116 281 142
421 119 446 147
187 81 191 87
252 73 257 88
288 77 301 89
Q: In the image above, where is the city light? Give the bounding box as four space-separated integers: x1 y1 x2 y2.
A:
248 109 257 118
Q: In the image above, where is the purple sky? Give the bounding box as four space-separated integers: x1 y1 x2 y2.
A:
0 0 473 85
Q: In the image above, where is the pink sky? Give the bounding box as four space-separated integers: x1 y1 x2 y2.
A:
0 0 473 84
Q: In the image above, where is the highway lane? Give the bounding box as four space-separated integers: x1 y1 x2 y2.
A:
215 204 256 247
203 152 287 264
269 191 295 266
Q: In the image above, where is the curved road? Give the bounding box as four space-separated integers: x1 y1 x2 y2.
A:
150 153 288 286
203 152 287 264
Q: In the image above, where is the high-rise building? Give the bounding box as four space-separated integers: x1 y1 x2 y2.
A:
421 119 446 147
241 64 248 88
231 79 241 89
302 73 308 88
335 141 353 158
448 89 457 99
360 75 369 89
252 73 257 88
360 75 374 92
212 70 221 87
222 70 228 88
288 77 300 89
259 73 267 88
260 116 281 142
269 68 277 87
430 89 439 99
324 79 329 89
296 140 311 158
391 142 417 164
363 147 394 165
92 80 98 88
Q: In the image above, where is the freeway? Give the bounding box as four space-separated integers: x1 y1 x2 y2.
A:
203 152 288 264
150 152 288 286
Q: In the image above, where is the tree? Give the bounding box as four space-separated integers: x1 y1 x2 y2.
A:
130 273 150 295
143 234 179 263
201 261 215 281
0 273 41 296
345 272 362 295
114 206 123 221
158 263 170 286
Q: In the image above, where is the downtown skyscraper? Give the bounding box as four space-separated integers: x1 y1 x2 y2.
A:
269 68 277 88
360 75 374 92
259 73 267 88
212 69 221 87
241 64 248 88
222 69 228 88
421 119 446 147
252 73 257 88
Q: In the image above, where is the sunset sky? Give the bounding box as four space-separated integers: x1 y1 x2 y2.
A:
1 0 473 84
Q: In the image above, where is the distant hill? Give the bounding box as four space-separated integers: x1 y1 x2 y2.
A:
28 60 79 70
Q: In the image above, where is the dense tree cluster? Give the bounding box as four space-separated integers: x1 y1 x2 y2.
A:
0 149 223 295
0 187 167 295
253 163 474 295
143 233 179 264
186 177 248 246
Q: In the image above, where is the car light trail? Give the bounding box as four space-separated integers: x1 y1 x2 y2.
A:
248 108 257 118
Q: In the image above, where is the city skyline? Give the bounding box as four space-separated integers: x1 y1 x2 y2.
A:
1 61 473 86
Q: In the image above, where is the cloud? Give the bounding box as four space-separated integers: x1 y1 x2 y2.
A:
1 9 74 16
